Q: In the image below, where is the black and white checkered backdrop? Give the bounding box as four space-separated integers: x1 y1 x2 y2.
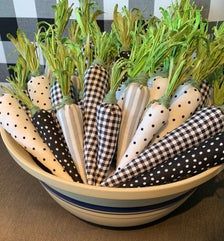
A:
0 0 223 83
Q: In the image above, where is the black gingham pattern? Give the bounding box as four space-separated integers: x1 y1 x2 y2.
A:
95 103 122 185
50 80 78 107
102 107 224 187
0 0 223 83
120 131 224 188
83 64 109 185
196 81 211 110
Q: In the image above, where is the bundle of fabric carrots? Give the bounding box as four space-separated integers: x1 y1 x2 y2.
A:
1 0 224 187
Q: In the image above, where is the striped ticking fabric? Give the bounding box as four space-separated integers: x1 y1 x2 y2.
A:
0 0 223 82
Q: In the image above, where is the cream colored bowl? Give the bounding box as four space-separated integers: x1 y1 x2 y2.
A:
1 128 224 227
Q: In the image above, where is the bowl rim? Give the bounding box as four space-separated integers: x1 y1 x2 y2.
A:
1 127 224 200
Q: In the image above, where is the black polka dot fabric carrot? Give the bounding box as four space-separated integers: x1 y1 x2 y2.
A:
4 70 83 183
95 60 127 185
7 28 53 112
102 107 224 187
154 23 224 144
119 132 224 187
38 26 87 183
0 94 73 182
83 32 115 185
116 48 192 171
27 75 52 110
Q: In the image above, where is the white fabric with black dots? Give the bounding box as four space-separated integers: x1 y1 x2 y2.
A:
117 102 169 171
154 83 202 142
102 107 224 187
27 76 52 110
148 76 169 102
120 132 224 187
0 94 72 182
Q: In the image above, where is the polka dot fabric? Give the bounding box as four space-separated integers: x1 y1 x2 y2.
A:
102 107 224 187
120 132 224 187
32 109 83 183
27 76 52 110
83 64 109 185
117 102 169 171
0 94 73 182
95 103 122 185
148 76 169 102
154 83 202 142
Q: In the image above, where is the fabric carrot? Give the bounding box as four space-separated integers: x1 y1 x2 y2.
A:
4 68 83 183
7 29 52 110
153 23 224 143
117 39 197 171
0 93 73 182
120 75 224 188
119 131 224 187
94 60 127 185
83 31 115 185
102 106 224 187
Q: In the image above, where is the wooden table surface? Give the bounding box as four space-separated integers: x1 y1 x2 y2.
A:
0 137 224 241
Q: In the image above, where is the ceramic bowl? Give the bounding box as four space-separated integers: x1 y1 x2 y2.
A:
1 128 223 227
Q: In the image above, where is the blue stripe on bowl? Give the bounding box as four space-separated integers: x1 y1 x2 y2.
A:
41 182 194 214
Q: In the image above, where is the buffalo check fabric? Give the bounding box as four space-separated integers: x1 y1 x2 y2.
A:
83 64 109 185
119 131 224 188
95 103 122 185
0 0 224 82
50 81 78 107
102 107 224 187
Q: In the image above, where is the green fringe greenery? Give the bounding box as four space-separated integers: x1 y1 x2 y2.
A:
92 31 116 67
212 66 224 107
52 0 74 39
112 4 142 52
7 30 40 76
8 56 30 90
104 59 128 104
75 0 103 40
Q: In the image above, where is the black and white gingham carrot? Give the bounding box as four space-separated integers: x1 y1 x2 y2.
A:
102 107 224 187
119 131 224 187
120 78 224 188
94 60 127 185
83 32 115 185
0 94 73 182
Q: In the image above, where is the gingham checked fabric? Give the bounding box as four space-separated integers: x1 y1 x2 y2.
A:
119 131 224 188
1 0 224 83
50 80 77 107
83 64 109 185
102 106 224 187
95 103 122 185
197 81 211 110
